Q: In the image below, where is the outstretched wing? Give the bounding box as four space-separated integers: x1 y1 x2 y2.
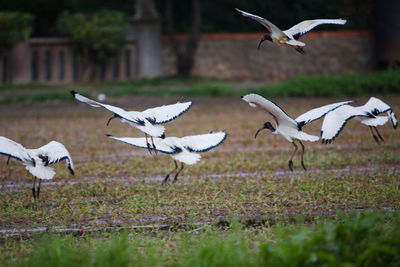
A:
388 110 398 129
141 101 193 124
71 90 144 126
180 131 227 153
35 141 74 175
295 100 354 128
283 19 347 39
235 8 282 34
106 135 178 154
242 94 298 128
363 97 397 128
363 97 392 115
320 105 371 143
0 136 33 164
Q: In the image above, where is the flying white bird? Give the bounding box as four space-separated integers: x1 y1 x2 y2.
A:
235 8 347 54
71 90 192 154
241 93 353 171
106 131 227 184
0 136 74 200
321 97 397 144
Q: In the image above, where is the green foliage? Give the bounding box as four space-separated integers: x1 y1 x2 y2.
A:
57 10 128 71
258 70 400 97
259 212 400 266
0 11 33 56
105 70 400 98
1 70 400 103
0 90 90 104
4 213 400 267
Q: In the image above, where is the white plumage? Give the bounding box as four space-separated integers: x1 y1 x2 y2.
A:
71 90 193 152
321 97 397 144
235 8 346 54
0 136 74 199
241 93 352 171
106 131 227 184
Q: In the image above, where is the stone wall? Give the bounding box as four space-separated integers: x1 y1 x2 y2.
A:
162 31 374 82
0 38 137 84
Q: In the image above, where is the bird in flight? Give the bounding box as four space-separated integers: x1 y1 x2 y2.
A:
321 97 397 144
0 136 74 200
106 131 227 184
236 8 347 54
71 90 192 154
242 93 352 171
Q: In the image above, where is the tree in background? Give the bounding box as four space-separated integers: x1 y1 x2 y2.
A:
0 11 33 57
57 10 128 81
165 0 201 76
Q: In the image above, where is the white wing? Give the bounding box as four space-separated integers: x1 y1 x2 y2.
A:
140 101 193 124
71 90 147 126
362 97 392 115
242 94 298 128
180 131 227 153
388 110 398 129
106 135 178 154
360 116 389 127
295 100 354 128
362 97 397 128
0 136 34 164
235 8 282 34
321 105 372 143
33 141 74 174
283 19 347 39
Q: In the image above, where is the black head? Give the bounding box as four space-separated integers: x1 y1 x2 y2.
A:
255 121 275 138
38 155 49 166
258 34 272 50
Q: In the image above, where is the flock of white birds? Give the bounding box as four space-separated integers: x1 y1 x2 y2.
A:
0 9 398 200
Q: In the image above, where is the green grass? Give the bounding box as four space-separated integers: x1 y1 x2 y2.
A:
3 212 400 266
1 70 400 103
259 70 400 97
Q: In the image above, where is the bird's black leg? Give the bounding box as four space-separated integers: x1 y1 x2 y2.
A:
173 163 184 183
295 47 306 54
374 127 385 143
145 134 153 155
162 160 178 185
298 140 307 171
369 126 380 144
37 179 42 200
288 142 298 172
151 136 157 155
32 177 37 200
6 156 10 165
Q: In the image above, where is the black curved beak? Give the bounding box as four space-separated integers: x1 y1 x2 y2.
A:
106 114 117 126
254 126 266 139
257 36 267 50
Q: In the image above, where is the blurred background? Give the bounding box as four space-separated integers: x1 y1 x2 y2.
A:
0 0 399 88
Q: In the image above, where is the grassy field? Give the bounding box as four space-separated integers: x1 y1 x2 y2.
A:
1 70 400 104
1 94 399 265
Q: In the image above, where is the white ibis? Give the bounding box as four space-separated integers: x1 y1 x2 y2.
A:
106 131 227 184
321 97 397 144
235 8 347 54
241 93 353 171
71 90 192 153
0 136 74 200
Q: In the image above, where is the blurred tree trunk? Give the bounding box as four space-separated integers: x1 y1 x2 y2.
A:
166 0 201 76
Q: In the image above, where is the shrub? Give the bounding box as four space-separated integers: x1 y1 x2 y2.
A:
57 10 128 81
0 11 33 57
